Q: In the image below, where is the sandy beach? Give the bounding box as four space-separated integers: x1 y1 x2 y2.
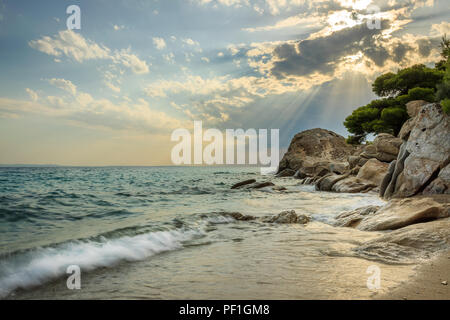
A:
378 250 450 300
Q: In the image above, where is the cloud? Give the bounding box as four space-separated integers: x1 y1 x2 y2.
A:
1 86 184 135
25 88 38 101
29 30 149 74
47 78 77 95
152 37 166 50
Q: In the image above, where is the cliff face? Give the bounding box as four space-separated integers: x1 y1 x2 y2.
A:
380 102 450 199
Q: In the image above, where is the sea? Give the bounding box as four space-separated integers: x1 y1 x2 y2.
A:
0 166 417 299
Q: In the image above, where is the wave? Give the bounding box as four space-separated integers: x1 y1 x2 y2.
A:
0 227 204 298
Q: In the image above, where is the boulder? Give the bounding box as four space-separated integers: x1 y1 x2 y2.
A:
331 176 377 193
356 195 450 231
263 210 310 224
223 212 257 221
423 163 450 195
315 173 350 191
231 179 256 189
382 103 450 199
277 128 354 174
356 158 389 186
406 100 429 118
372 133 402 162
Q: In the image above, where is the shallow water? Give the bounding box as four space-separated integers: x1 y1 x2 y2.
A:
0 166 416 299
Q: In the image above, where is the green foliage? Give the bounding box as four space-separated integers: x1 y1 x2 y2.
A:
345 34 449 145
372 64 443 97
408 87 436 102
346 135 365 145
441 98 450 115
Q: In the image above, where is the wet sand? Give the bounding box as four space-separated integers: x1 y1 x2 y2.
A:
377 250 450 300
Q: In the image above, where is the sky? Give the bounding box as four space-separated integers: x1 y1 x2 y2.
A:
0 0 449 166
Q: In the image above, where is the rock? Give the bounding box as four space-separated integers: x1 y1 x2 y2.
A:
356 195 450 231
315 173 350 191
263 210 310 224
406 100 429 118
360 144 377 159
383 103 450 198
353 217 450 264
423 163 450 195
223 212 257 221
272 185 287 191
329 162 348 174
293 169 307 179
277 128 354 174
276 168 295 177
398 117 416 141
356 158 389 186
331 176 377 193
334 205 381 228
442 281 448 285
348 156 360 169
251 181 275 189
379 160 396 198
231 179 256 189
372 133 402 162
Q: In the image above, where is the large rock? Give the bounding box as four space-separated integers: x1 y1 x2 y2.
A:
381 103 450 199
277 128 354 175
354 217 450 264
331 176 377 193
356 158 389 186
355 195 450 231
372 133 402 162
231 179 256 189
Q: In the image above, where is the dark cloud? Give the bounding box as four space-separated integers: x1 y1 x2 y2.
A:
270 20 390 79
391 42 412 63
417 39 432 57
363 46 390 66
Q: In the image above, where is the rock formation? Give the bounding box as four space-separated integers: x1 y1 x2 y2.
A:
380 103 450 199
277 128 354 178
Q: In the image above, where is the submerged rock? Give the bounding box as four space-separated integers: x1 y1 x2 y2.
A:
251 181 275 189
263 210 310 224
223 212 257 221
231 179 256 189
334 205 381 228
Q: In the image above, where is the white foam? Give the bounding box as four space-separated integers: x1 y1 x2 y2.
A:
0 228 201 298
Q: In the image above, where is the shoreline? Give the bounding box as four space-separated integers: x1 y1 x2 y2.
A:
376 249 450 300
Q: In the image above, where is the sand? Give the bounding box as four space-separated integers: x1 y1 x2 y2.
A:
377 250 450 300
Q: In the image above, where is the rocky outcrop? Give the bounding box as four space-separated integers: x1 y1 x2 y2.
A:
277 128 354 177
354 217 450 264
358 134 402 163
380 103 450 199
314 159 387 193
335 195 450 231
